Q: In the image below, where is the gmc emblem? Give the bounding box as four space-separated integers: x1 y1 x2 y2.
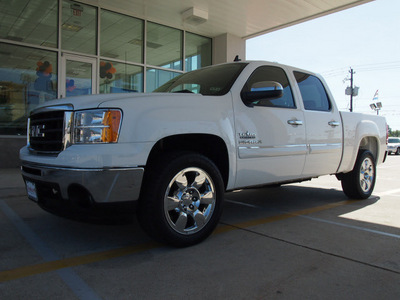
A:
31 125 46 138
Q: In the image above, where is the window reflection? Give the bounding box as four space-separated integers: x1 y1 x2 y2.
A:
0 2 213 135
65 60 92 97
101 10 143 63
100 61 143 93
0 0 58 48
146 22 182 70
62 0 97 55
0 43 57 134
185 33 212 71
146 69 180 92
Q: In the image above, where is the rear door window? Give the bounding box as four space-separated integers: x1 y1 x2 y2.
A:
294 72 331 111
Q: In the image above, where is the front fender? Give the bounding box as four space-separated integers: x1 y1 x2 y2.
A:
100 93 238 189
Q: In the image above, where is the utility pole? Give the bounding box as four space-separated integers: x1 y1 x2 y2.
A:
349 68 354 112
345 67 358 112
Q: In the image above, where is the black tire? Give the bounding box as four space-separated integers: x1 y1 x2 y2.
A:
340 150 376 199
137 152 224 247
395 148 400 155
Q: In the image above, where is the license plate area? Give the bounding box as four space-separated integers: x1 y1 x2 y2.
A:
25 180 38 202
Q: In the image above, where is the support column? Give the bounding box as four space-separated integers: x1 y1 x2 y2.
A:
212 33 246 64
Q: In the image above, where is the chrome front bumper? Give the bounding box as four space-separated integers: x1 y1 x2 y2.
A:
21 162 144 204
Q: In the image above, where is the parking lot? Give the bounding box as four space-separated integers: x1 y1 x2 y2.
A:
1 156 400 299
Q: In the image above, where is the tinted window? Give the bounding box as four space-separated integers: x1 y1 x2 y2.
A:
294 72 331 111
241 66 295 108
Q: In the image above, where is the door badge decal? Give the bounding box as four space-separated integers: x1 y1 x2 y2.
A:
238 131 262 145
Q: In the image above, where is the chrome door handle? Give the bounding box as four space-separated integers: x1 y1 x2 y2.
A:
287 119 303 126
328 121 340 127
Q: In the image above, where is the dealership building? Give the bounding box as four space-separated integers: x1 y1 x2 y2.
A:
0 0 372 168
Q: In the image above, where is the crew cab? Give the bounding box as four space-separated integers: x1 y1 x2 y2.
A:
20 61 387 247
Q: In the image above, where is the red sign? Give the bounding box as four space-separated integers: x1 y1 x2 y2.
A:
73 9 82 17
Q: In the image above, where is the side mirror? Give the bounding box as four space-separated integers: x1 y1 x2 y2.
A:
241 81 283 104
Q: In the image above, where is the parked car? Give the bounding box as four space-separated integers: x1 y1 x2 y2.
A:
21 61 387 247
388 137 400 155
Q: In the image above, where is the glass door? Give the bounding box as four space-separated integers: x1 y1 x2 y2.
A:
60 54 97 98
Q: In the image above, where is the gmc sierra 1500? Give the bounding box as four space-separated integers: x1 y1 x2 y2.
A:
21 61 387 246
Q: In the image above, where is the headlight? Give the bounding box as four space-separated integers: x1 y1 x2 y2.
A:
73 109 122 144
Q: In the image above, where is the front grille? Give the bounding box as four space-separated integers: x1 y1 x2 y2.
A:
29 110 65 153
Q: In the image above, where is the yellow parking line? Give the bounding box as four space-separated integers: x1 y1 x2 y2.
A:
0 200 355 282
0 242 159 282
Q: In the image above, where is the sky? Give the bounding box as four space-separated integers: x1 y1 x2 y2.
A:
246 0 400 130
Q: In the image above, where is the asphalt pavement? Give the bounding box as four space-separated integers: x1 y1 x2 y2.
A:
1 156 400 299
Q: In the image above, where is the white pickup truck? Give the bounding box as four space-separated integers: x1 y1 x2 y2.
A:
20 61 387 247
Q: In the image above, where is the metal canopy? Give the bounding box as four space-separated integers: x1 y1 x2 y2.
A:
96 0 374 39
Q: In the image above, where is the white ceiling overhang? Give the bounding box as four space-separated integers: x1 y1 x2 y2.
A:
91 0 374 39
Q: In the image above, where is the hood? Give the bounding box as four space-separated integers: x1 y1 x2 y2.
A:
31 92 197 112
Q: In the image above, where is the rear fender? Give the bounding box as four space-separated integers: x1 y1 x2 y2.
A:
338 120 381 173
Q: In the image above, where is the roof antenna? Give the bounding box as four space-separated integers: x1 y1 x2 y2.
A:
234 55 241 62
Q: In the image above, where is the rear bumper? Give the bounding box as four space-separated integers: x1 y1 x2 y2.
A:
21 162 144 205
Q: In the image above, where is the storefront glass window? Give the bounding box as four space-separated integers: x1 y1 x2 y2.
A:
101 10 143 63
62 0 97 55
0 0 58 48
185 33 212 71
146 69 180 92
0 3 213 134
146 22 182 70
0 43 57 135
100 61 143 93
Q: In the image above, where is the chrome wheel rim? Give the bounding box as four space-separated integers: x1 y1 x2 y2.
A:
360 157 374 193
164 167 216 235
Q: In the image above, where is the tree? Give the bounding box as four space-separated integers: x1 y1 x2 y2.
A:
389 128 400 137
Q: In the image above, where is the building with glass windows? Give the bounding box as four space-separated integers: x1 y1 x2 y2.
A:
0 0 372 167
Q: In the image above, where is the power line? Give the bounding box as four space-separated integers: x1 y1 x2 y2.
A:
321 61 400 78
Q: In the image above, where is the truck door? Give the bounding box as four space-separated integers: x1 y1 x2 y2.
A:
233 65 307 188
293 71 343 176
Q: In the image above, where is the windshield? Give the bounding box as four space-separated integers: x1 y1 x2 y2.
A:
154 63 248 96
388 138 400 143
